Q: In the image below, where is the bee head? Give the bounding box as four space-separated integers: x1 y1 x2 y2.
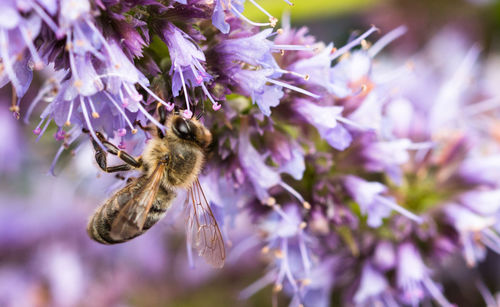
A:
170 115 212 149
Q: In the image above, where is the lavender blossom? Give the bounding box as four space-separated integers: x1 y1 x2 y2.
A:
2 1 500 306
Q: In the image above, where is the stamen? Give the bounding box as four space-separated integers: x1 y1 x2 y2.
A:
65 100 74 126
239 270 277 299
104 91 136 133
480 228 500 254
330 26 379 61
87 98 100 118
272 44 313 52
275 68 310 80
31 2 63 38
302 201 311 209
368 25 407 58
178 67 193 118
200 82 222 111
375 195 423 224
463 97 500 117
85 19 119 67
247 0 278 26
266 78 320 99
9 86 20 120
123 83 143 102
66 32 81 82
24 82 53 124
36 117 52 142
279 181 306 204
281 238 299 292
136 102 166 129
137 81 174 109
406 142 435 150
422 277 455 307
49 126 81 176
336 115 371 131
19 25 44 70
80 96 105 150
230 6 272 27
189 64 204 84
298 233 311 275
33 117 46 135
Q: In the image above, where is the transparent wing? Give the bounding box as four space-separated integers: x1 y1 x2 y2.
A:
185 179 226 268
110 163 166 241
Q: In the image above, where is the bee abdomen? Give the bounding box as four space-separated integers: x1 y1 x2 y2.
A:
87 184 176 244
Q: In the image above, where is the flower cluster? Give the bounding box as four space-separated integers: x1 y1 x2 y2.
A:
2 0 500 306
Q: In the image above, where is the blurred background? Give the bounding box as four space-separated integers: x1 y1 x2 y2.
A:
1 0 500 306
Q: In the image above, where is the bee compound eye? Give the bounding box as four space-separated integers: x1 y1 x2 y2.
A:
173 117 191 139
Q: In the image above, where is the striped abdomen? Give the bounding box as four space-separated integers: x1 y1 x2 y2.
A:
87 175 176 244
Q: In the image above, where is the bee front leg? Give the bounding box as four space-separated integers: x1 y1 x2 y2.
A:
93 132 142 168
83 129 142 171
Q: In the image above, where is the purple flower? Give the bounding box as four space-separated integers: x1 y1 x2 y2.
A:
214 28 319 116
396 242 455 307
211 0 282 34
159 23 219 116
444 202 500 266
344 175 422 227
354 263 397 306
293 99 352 150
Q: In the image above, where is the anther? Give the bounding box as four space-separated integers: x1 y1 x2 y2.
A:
361 39 370 50
132 128 138 134
33 127 41 135
92 112 100 119
273 284 283 293
269 17 278 27
299 222 307 229
277 29 284 34
73 79 83 89
301 279 312 287
261 245 270 254
265 197 276 206
303 201 311 210
274 249 284 259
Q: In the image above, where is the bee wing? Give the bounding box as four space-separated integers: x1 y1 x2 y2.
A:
186 179 226 268
110 163 166 241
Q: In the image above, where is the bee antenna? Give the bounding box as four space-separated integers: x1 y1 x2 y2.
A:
196 112 203 120
173 105 180 115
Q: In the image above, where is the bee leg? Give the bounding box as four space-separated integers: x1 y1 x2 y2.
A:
115 174 136 183
106 164 133 173
134 120 152 132
85 132 142 170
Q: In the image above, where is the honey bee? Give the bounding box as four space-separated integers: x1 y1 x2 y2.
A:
85 108 225 268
